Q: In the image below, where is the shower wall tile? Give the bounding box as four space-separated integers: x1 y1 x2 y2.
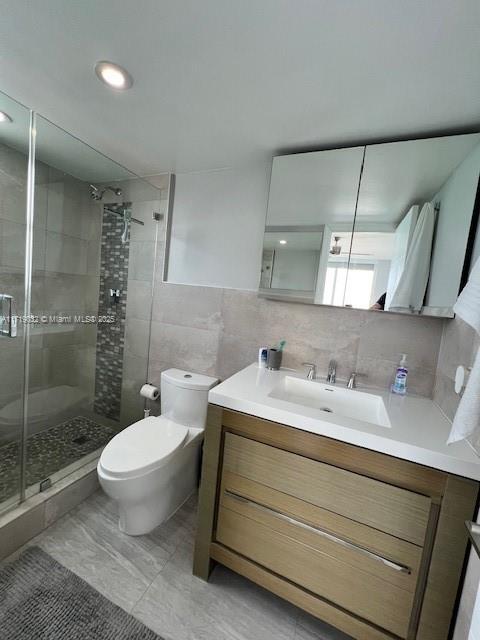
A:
46 178 99 241
125 279 153 321
46 182 85 239
0 180 26 226
42 273 99 315
86 236 101 276
130 200 164 242
94 208 131 421
0 146 28 227
121 352 147 424
45 231 88 275
0 144 28 184
0 346 26 402
0 220 46 270
128 240 156 281
43 345 84 387
124 317 150 360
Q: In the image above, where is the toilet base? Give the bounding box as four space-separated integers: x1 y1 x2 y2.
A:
110 431 202 536
118 487 195 536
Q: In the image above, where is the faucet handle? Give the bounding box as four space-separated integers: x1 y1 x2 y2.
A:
347 371 367 389
302 362 317 380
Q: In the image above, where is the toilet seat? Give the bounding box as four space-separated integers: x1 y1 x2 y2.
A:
98 416 189 479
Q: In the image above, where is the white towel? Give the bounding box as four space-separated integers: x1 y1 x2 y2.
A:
389 202 436 312
447 257 480 444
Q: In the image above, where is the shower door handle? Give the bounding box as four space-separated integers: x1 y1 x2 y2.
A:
0 294 17 338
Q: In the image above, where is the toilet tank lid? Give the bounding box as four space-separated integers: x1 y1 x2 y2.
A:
161 368 218 391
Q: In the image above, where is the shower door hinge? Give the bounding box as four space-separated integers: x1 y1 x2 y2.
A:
39 478 52 492
153 212 163 221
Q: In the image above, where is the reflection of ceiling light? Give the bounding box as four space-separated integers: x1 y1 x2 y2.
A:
0 111 12 123
330 236 342 255
279 239 287 245
95 61 133 90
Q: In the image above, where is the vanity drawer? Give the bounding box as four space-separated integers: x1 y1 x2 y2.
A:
222 433 432 545
219 471 424 585
216 499 415 638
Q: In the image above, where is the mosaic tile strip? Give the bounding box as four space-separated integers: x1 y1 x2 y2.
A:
94 204 132 420
0 416 117 504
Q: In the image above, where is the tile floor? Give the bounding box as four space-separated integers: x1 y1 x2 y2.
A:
4 490 351 640
0 417 117 503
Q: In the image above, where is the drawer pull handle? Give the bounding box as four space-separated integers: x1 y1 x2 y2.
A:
224 490 412 575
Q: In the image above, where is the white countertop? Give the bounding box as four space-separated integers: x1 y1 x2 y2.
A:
209 364 480 481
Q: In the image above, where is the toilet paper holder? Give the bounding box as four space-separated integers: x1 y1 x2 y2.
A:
140 383 160 401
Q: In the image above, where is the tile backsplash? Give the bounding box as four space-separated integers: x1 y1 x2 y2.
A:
434 316 479 420
148 276 444 399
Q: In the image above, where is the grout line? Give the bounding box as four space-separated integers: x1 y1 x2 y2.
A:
129 508 196 615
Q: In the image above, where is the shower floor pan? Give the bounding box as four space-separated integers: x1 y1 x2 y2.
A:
0 416 117 504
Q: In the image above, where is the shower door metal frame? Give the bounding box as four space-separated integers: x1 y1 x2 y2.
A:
19 110 36 502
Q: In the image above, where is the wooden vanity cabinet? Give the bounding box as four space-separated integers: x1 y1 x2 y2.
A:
193 406 479 640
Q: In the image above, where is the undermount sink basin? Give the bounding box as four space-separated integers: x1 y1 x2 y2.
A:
268 376 391 428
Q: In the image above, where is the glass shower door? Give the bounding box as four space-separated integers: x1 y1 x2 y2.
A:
20 114 162 498
0 94 32 512
0 91 164 511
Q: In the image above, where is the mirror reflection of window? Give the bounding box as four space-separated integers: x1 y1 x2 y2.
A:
260 230 323 301
260 147 364 302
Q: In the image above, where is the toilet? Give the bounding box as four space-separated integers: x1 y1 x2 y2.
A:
97 368 218 535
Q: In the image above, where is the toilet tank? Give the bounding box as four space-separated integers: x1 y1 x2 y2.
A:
160 369 218 429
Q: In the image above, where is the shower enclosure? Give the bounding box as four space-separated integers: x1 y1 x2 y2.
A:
0 91 166 514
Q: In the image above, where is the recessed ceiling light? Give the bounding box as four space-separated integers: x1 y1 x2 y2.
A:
95 61 133 90
279 239 287 245
0 111 12 123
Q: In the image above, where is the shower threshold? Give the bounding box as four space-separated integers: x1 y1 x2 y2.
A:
0 416 117 506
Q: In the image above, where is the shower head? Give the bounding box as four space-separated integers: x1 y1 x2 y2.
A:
89 184 123 200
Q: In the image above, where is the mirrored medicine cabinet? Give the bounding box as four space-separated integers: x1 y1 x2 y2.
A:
260 133 480 317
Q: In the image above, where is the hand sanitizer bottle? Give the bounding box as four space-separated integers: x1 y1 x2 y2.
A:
392 354 408 395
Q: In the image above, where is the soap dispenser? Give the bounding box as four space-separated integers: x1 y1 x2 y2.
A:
391 354 408 395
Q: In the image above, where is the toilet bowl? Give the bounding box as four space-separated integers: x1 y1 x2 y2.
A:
97 368 218 535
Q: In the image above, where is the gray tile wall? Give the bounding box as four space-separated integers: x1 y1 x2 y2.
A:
121 198 165 424
441 317 480 640
148 267 444 400
433 316 479 420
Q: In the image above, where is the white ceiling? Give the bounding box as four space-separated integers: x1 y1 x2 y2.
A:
0 0 479 175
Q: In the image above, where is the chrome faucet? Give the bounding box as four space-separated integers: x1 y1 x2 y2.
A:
347 372 357 389
302 362 317 380
326 359 337 384
347 371 367 389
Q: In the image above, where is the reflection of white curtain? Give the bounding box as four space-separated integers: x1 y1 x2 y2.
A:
388 202 436 312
